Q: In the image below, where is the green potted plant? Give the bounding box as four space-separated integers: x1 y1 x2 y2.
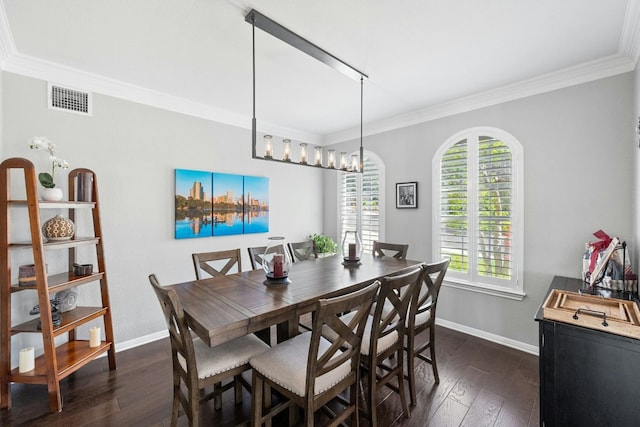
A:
309 233 337 256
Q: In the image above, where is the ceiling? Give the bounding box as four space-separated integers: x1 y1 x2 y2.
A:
0 0 638 144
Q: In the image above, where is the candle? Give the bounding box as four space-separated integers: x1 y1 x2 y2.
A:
273 254 284 278
349 243 356 260
340 152 347 170
328 149 335 168
299 143 307 164
89 326 101 348
283 139 291 161
314 146 322 166
264 135 273 158
350 154 359 172
19 347 34 373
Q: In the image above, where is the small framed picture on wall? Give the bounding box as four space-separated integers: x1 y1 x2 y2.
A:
396 182 418 209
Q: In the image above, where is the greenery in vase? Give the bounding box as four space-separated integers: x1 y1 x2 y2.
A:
28 136 69 188
309 233 337 254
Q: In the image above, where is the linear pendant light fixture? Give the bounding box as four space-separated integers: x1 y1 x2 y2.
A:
245 9 367 172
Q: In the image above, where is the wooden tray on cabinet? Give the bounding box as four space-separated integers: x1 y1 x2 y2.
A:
542 289 640 340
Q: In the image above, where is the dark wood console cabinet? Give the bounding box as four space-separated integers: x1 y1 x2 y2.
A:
535 276 640 427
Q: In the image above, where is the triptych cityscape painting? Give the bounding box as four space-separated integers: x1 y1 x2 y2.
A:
175 169 269 239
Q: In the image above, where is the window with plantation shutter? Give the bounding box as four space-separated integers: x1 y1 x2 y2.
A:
339 152 384 254
433 128 524 299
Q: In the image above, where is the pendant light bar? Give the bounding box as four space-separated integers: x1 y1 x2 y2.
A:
247 9 366 173
245 9 367 81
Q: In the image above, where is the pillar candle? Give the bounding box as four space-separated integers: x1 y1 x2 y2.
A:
19 347 35 373
89 326 101 348
349 243 356 260
273 254 284 278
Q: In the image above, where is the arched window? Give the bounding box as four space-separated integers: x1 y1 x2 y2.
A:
339 151 385 254
433 127 524 299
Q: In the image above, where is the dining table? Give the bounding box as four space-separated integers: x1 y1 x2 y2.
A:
167 254 422 347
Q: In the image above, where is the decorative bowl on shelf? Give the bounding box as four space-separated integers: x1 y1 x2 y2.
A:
42 215 75 241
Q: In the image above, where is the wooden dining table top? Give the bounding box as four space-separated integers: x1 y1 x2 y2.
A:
167 254 422 347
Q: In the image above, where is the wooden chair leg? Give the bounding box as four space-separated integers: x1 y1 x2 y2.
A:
397 348 410 418
234 375 243 404
190 384 200 427
252 373 264 426
171 391 180 427
367 362 377 427
407 334 417 406
214 381 222 409
430 327 439 384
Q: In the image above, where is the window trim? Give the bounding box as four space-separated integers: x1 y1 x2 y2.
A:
337 150 385 254
432 127 525 300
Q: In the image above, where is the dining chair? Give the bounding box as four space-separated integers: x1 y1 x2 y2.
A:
148 274 269 427
247 246 267 270
406 259 449 406
250 281 380 427
372 241 409 260
192 248 242 279
321 265 424 426
288 240 318 262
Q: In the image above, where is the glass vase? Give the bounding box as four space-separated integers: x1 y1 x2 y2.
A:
341 230 362 264
263 236 293 285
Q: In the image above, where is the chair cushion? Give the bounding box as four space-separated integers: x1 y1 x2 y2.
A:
414 308 432 328
180 334 270 380
250 331 351 398
323 311 398 356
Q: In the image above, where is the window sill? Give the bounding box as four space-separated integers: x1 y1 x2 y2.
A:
443 279 526 301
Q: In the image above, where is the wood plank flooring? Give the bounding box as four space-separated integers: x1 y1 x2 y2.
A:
0 326 539 426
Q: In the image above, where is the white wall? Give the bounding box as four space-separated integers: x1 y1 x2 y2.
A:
1 72 325 357
2 70 635 355
326 73 635 348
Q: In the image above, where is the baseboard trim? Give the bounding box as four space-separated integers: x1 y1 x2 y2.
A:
436 318 539 356
112 330 168 354
111 321 538 358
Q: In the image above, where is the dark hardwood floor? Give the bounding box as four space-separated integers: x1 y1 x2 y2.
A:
0 326 539 426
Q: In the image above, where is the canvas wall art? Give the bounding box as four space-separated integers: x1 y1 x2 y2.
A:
175 169 269 239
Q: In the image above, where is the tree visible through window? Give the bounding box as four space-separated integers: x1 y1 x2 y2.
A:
434 128 523 296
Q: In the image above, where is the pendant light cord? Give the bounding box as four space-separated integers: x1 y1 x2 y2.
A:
251 15 256 157
360 76 364 173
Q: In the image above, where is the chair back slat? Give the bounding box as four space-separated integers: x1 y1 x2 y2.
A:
371 266 424 353
306 281 380 396
192 249 242 279
372 241 409 260
288 240 318 262
148 274 198 383
412 259 450 325
247 246 267 270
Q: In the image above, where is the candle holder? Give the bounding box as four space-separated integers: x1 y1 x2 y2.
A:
340 152 348 170
283 139 291 161
350 154 359 172
299 143 308 165
263 236 293 285
263 135 273 159
327 149 336 168
314 146 322 166
341 230 362 267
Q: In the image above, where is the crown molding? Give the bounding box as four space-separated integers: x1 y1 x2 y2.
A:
620 0 640 67
0 0 15 68
1 52 323 144
325 53 635 145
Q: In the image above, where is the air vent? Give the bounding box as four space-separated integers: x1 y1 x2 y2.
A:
48 83 92 116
